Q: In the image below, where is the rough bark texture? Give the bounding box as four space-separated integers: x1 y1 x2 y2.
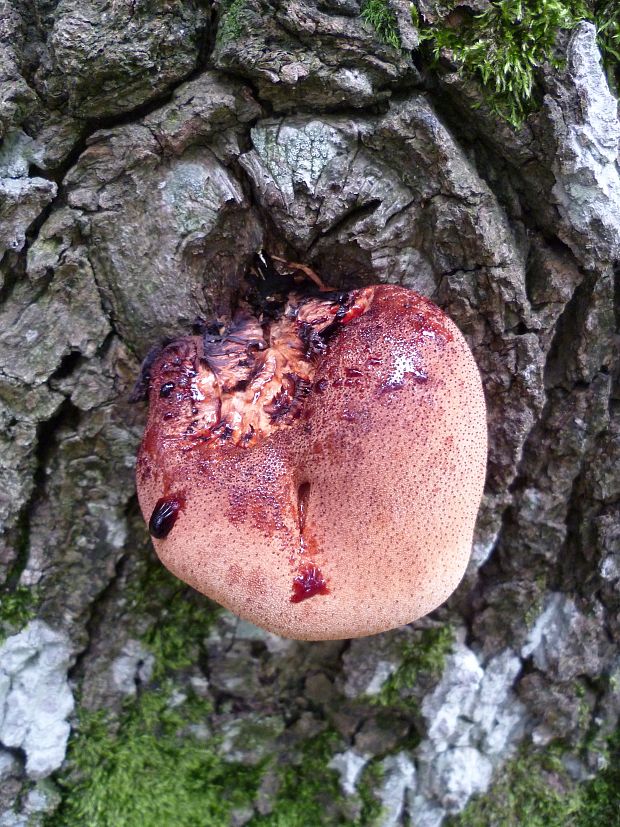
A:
0 1 618 825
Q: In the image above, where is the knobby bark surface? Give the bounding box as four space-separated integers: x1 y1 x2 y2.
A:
0 1 618 824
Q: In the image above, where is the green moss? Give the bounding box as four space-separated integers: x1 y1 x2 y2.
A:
448 747 581 827
413 0 590 126
412 0 618 127
524 575 548 629
449 733 620 827
575 683 593 734
0 585 37 642
593 0 620 88
46 690 262 827
51 700 383 827
251 731 382 826
252 731 344 827
361 0 401 49
356 760 386 826
127 562 220 679
578 730 620 825
45 562 254 827
217 0 247 46
372 625 454 709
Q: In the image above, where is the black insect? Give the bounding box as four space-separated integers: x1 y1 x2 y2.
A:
149 496 183 539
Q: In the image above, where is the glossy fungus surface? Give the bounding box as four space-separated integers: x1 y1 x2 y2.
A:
135 284 487 640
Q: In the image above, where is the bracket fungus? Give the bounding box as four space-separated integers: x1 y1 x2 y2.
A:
134 279 487 640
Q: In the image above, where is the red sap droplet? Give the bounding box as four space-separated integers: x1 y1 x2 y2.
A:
290 564 330 603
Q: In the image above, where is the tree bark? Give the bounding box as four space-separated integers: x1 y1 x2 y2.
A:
0 1 618 824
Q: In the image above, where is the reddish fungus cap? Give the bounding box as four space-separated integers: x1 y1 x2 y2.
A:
136 284 487 640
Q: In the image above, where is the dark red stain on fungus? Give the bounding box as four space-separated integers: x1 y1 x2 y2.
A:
142 422 161 456
226 482 289 536
149 494 185 539
137 454 152 482
297 481 311 535
290 564 330 603
295 480 323 559
411 304 454 342
144 290 446 538
378 379 405 395
226 563 244 586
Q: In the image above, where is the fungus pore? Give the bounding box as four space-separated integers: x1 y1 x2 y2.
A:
135 284 487 640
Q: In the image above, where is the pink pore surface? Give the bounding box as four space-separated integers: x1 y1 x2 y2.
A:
136 284 488 640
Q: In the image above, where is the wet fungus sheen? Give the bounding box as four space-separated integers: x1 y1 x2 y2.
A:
135 284 487 640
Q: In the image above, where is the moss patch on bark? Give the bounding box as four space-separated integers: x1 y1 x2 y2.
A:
412 0 618 126
371 625 454 709
0 584 36 643
449 734 620 827
45 690 262 827
361 0 401 49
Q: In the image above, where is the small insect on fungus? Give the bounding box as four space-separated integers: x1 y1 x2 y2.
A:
132 258 487 640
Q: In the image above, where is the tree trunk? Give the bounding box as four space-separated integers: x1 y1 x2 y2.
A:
0 1 618 824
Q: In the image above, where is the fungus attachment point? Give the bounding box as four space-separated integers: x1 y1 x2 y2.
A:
136 283 487 640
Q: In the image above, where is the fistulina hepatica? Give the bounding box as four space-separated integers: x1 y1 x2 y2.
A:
134 283 487 640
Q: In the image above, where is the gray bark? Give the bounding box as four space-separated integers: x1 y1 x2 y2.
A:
0 1 618 824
